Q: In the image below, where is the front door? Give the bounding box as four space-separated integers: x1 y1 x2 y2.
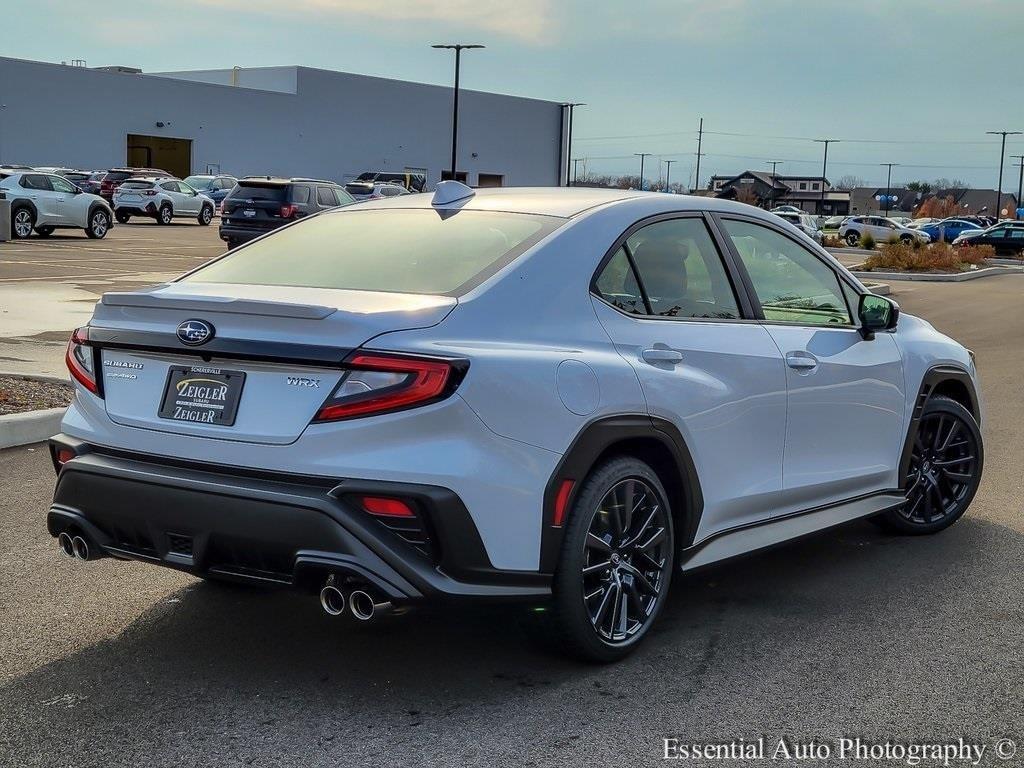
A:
717 217 906 514
591 215 788 541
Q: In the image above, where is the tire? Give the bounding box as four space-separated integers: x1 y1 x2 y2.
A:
900 234 913 244
115 211 131 224
845 231 861 247
157 204 173 225
550 456 675 663
876 395 983 535
35 226 55 237
198 204 213 226
86 209 111 239
226 239 239 251
11 207 35 239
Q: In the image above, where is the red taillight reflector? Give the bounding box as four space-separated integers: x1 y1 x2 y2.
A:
552 479 575 527
65 327 99 394
313 353 455 422
56 449 75 466
361 496 416 518
280 204 298 218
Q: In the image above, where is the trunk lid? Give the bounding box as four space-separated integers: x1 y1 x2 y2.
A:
92 282 456 445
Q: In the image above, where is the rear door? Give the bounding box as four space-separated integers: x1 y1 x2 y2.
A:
316 186 338 211
591 214 788 539
716 216 905 514
20 174 61 223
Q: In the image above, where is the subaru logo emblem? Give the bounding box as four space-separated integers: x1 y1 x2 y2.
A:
176 319 214 346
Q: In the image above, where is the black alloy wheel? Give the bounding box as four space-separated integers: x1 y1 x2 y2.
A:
552 457 674 662
881 395 982 534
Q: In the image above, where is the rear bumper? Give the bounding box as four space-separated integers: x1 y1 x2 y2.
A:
219 223 279 243
114 204 157 216
47 435 551 604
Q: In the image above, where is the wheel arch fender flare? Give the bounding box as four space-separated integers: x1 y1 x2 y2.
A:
11 199 38 221
897 365 981 488
539 414 704 572
87 201 111 223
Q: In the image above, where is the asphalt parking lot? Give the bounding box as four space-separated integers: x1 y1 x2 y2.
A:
0 220 223 377
2 232 1024 766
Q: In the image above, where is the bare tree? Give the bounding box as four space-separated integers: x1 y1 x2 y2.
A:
835 174 867 191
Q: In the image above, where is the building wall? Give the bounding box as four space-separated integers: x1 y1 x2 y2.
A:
0 57 564 187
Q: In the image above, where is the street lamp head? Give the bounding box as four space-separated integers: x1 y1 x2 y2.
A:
431 43 485 50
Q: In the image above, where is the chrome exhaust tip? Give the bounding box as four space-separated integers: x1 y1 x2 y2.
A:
349 590 392 622
319 584 346 616
71 535 89 561
58 532 75 559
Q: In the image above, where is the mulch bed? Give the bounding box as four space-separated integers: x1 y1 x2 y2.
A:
0 376 73 416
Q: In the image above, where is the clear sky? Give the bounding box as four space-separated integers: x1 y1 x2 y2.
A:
7 0 1024 189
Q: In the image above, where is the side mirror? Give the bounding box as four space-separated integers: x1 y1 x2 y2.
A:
859 294 899 339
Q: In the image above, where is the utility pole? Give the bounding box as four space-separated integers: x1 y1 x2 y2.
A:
813 139 839 215
664 159 677 192
634 153 652 191
693 117 704 192
767 160 783 206
562 103 585 187
1011 155 1024 215
572 158 584 185
431 43 485 181
879 163 900 217
987 131 1022 219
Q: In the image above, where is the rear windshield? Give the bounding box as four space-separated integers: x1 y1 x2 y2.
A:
120 181 154 190
227 183 288 202
104 171 134 182
182 209 563 296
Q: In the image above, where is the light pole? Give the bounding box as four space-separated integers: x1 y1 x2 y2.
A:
431 43 485 181
767 160 783 206
664 159 677 192
693 117 704 192
572 158 585 185
986 130 1021 219
560 103 585 186
813 139 839 215
634 153 652 191
879 163 900 217
1011 155 1024 216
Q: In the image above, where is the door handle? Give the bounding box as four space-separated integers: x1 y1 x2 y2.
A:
642 348 683 364
785 353 818 370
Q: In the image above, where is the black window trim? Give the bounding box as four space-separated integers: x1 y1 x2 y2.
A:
589 211 759 324
711 211 864 330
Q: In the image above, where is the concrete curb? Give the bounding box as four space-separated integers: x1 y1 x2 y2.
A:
0 407 65 450
862 282 891 296
0 372 70 449
850 265 1024 282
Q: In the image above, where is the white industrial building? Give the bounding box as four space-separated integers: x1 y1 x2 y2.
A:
0 56 567 187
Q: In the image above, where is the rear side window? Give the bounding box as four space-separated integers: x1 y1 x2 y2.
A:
183 209 562 296
594 249 645 315
289 185 311 203
317 186 336 206
228 184 288 202
595 218 740 319
20 174 52 191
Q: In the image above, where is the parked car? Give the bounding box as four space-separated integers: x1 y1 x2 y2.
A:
906 218 938 229
48 184 983 662
821 215 847 231
773 211 823 244
113 178 216 225
916 218 983 243
951 222 1024 254
344 181 410 202
355 171 427 192
0 164 35 172
769 204 803 214
183 174 238 204
98 167 172 202
219 177 355 248
0 171 112 239
839 216 931 246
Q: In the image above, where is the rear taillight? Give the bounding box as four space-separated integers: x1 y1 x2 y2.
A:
142 189 158 196
360 496 416 518
313 352 465 422
65 327 99 394
280 204 298 218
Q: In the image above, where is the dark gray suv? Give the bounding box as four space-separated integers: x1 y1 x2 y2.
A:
219 177 355 249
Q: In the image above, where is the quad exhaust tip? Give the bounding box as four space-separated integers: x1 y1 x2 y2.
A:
319 584 346 616
348 590 392 622
71 535 90 561
58 532 75 559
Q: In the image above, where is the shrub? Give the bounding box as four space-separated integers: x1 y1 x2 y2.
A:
861 242 992 272
860 232 876 250
821 233 844 248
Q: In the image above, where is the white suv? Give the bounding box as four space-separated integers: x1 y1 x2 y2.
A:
0 171 113 239
48 184 983 662
839 215 931 247
113 178 215 225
